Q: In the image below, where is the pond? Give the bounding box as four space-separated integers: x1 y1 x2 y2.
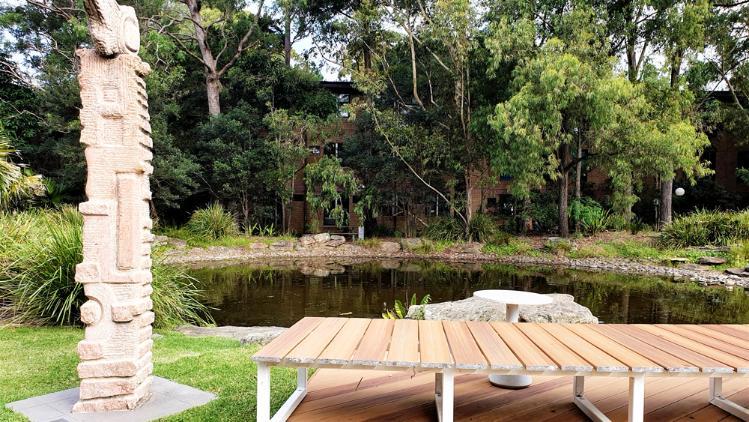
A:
189 259 749 327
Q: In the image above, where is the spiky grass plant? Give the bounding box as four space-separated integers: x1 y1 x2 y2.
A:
186 203 239 240
660 210 749 247
1 208 213 327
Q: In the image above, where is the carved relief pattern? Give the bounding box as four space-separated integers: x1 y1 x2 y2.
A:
73 48 155 413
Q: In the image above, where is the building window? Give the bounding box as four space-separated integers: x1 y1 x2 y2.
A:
324 142 341 158
487 194 514 216
337 94 350 118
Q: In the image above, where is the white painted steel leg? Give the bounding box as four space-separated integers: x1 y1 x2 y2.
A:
435 370 454 422
628 375 645 422
257 365 308 422
257 363 271 422
572 376 610 422
709 377 749 420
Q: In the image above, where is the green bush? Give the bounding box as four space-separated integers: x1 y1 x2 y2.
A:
186 203 239 240
1 208 213 327
569 198 609 234
660 210 749 247
468 213 500 242
423 217 464 241
544 238 573 255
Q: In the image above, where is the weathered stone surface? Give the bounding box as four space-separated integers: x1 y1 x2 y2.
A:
325 235 346 247
313 233 331 243
726 268 749 277
406 294 598 324
176 325 286 345
269 240 294 250
697 256 727 265
400 238 424 249
74 40 154 410
378 241 401 253
249 242 269 249
153 235 186 248
299 235 316 246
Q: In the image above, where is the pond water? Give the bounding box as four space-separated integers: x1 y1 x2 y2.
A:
189 260 749 327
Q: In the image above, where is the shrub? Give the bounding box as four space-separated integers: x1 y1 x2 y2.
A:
423 217 464 241
569 198 609 234
544 238 573 255
186 203 239 240
468 213 500 242
660 210 749 247
1 208 213 327
729 240 749 267
482 238 536 256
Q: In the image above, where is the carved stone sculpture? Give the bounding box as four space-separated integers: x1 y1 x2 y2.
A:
74 0 154 413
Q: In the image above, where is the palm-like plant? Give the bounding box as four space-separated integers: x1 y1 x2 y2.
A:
0 128 44 209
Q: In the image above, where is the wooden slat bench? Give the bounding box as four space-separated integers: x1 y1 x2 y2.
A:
252 318 749 422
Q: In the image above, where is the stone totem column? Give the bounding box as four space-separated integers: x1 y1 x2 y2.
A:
73 0 155 412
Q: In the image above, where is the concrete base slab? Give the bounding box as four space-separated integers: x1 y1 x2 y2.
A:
5 377 215 422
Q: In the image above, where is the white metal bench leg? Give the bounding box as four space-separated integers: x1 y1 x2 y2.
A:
435 370 454 422
256 365 308 422
628 375 645 422
572 376 610 422
709 377 749 420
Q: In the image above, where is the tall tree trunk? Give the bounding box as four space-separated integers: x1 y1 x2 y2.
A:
659 50 683 227
206 73 221 116
465 170 473 239
284 13 292 66
574 140 582 233
558 144 570 237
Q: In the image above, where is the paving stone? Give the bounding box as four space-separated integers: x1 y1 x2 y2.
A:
5 377 215 422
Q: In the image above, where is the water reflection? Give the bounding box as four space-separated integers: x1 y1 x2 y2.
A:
188 260 749 327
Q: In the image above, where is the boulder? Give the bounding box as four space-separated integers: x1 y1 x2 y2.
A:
726 268 749 277
176 325 287 345
406 294 598 324
153 235 187 248
313 233 331 243
325 235 346 247
269 240 294 251
249 242 269 249
299 235 316 246
697 256 727 266
378 241 402 253
401 238 424 250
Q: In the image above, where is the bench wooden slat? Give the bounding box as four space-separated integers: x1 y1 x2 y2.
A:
656 325 749 361
541 324 628 372
516 323 592 372
675 325 749 351
418 320 454 368
443 321 487 370
708 325 749 342
383 319 419 367
613 324 731 373
317 318 371 365
285 317 348 364
465 321 523 370
564 324 663 373
351 319 395 366
634 325 749 373
491 322 557 371
590 325 699 373
253 317 324 363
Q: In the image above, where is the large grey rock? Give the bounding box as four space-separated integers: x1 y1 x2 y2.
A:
406 294 598 324
726 268 749 277
313 232 331 243
176 325 287 345
270 240 294 251
325 235 346 247
401 238 424 249
378 241 402 253
697 256 727 266
299 235 316 246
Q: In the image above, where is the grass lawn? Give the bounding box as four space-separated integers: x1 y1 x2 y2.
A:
0 328 298 421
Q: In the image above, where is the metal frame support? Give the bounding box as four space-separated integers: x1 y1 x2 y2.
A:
628 375 645 422
435 370 454 422
709 377 749 420
572 376 611 422
256 364 308 422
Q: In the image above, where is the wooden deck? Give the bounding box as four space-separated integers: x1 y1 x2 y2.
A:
290 368 749 421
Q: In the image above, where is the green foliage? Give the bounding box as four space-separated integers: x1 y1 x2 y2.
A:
0 126 44 209
729 240 749 268
304 156 361 229
186 203 239 240
468 213 500 242
544 238 574 255
0 209 212 327
569 198 610 235
382 293 431 320
423 217 464 242
482 238 537 257
660 210 749 247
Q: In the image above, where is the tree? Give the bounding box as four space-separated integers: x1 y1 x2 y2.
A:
304 155 362 229
0 127 45 209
